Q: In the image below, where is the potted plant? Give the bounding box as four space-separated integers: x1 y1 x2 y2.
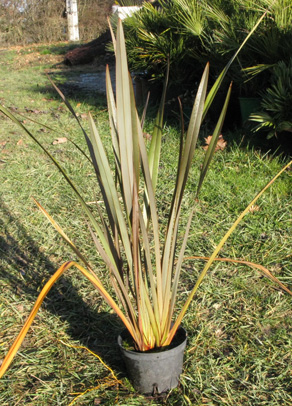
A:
0 20 291 394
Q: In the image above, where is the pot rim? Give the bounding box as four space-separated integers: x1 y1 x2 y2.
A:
117 326 187 358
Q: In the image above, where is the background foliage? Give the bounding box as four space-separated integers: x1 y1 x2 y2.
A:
0 0 114 45
122 0 292 138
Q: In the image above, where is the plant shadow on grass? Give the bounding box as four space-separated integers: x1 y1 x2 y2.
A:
0 197 128 379
32 71 109 110
30 62 160 119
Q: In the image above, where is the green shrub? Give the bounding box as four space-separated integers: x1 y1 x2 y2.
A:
250 58 292 138
122 0 207 86
123 0 292 134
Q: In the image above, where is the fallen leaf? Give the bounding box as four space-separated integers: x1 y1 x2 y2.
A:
25 108 47 114
203 134 227 151
16 304 24 312
215 328 225 338
52 137 68 145
17 139 23 146
143 132 152 140
0 141 7 147
203 136 212 150
216 135 227 151
260 233 269 240
249 204 260 213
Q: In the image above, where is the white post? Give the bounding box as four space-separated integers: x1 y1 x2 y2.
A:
66 0 79 41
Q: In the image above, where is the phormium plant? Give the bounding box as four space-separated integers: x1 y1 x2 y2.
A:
0 19 291 380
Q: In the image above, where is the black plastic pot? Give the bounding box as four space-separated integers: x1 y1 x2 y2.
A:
117 327 187 394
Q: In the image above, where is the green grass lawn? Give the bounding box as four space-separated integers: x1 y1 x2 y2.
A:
0 45 291 406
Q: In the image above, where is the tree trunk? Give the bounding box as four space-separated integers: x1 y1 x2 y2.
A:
66 0 79 41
